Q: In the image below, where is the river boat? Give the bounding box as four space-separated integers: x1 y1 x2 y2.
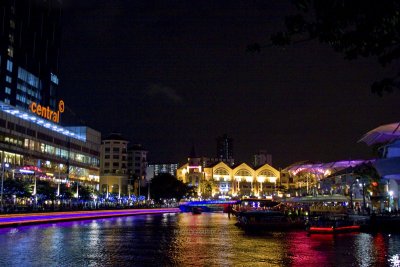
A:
234 198 305 231
306 205 368 234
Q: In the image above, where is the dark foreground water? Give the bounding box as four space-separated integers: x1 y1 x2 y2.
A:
0 213 399 267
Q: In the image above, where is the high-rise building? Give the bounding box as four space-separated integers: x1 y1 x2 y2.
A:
0 0 62 111
147 163 178 177
0 1 101 191
128 144 148 181
99 133 129 197
253 150 272 167
216 134 234 165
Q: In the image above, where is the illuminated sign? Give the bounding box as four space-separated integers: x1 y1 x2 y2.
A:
29 100 65 123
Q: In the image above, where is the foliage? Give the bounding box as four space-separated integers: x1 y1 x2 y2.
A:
200 179 215 198
149 173 192 202
3 178 31 198
36 179 56 200
353 162 381 193
250 0 400 95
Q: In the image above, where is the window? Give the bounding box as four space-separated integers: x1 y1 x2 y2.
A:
113 162 119 167
113 147 119 153
104 155 110 159
4 98 10 104
50 73 59 85
105 147 110 152
7 60 13 72
5 87 11 95
113 155 119 160
7 122 14 130
104 162 110 167
6 76 12 83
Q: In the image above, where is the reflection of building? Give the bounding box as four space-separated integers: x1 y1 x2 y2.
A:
99 133 128 197
0 1 100 189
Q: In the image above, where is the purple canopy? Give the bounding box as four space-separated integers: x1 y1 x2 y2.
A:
359 122 400 146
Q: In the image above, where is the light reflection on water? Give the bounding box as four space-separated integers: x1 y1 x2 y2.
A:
0 213 398 266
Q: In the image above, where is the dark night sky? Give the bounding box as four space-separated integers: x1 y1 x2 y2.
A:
58 1 400 168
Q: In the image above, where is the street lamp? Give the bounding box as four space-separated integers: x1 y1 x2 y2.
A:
57 164 63 197
360 180 367 214
389 190 394 212
349 179 359 211
0 161 8 212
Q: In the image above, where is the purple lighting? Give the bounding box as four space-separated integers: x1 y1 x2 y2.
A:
0 208 180 228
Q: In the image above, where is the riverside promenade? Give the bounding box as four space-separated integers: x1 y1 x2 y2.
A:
0 208 180 228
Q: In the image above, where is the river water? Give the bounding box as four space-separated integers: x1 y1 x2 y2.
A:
0 212 399 266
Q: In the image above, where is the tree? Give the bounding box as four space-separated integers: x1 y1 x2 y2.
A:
36 180 56 201
149 173 192 202
250 0 400 95
3 178 31 198
353 162 381 211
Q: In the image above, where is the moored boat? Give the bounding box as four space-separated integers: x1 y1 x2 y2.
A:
236 210 303 230
234 198 305 231
306 206 368 234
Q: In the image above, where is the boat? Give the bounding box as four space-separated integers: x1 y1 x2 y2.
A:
234 198 305 231
306 205 368 234
236 210 301 230
191 207 202 215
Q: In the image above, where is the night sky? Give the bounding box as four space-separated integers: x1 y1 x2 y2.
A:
58 1 400 168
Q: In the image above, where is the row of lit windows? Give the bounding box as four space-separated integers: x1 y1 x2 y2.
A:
17 83 41 99
104 154 127 160
0 133 99 167
18 67 41 89
0 149 96 183
104 162 127 168
104 147 127 153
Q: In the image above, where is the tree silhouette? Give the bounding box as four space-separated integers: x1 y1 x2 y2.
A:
250 0 400 95
150 173 192 202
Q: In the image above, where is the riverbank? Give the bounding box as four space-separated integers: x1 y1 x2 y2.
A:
0 208 180 228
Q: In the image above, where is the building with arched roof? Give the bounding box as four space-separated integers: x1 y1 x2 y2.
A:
177 159 280 198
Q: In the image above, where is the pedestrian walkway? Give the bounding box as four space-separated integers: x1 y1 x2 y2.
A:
0 208 180 228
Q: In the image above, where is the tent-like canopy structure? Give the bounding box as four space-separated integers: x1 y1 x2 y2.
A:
359 122 400 146
283 160 368 177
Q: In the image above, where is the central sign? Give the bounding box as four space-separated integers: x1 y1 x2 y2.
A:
29 100 65 123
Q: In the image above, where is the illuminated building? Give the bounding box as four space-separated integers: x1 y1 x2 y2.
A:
0 102 100 186
0 1 100 189
147 163 178 177
177 159 280 198
99 133 129 198
360 122 400 211
282 160 367 197
0 0 61 110
128 144 148 178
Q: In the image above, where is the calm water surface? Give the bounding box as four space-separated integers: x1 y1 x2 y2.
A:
0 212 399 266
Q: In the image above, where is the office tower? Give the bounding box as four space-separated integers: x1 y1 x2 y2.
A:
0 0 62 110
216 134 233 164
